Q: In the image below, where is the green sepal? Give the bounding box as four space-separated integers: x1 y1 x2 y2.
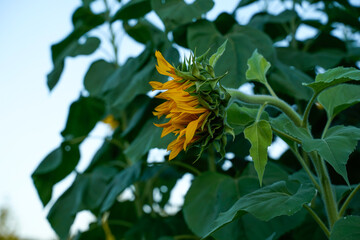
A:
209 39 228 67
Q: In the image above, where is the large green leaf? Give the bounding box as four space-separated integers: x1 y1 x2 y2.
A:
124 119 174 163
330 216 360 240
151 0 214 31
304 67 360 94
47 166 118 239
246 49 271 84
47 7 105 90
203 181 316 238
187 20 275 88
183 172 260 239
269 61 313 100
123 19 164 45
302 126 360 184
84 60 117 96
111 0 151 21
32 142 80 206
244 120 273 186
270 113 311 143
226 103 269 135
100 161 142 212
61 97 106 141
318 84 360 119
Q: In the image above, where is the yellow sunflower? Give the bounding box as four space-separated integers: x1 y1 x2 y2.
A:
149 51 210 160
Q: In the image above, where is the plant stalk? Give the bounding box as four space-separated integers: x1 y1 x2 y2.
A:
311 152 339 228
339 184 360 217
303 204 330 238
227 88 302 126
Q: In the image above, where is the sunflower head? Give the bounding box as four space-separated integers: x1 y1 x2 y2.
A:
150 41 234 160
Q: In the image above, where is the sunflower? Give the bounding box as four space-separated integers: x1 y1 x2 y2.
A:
149 51 211 160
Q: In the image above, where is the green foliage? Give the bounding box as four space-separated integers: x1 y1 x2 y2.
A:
246 49 271 84
35 0 360 239
244 120 273 186
330 216 360 240
302 126 360 185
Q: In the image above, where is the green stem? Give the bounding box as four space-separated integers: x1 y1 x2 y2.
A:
321 118 332 139
271 128 302 144
103 0 119 67
339 184 360 217
303 204 330 238
292 146 321 191
302 93 318 128
227 88 302 126
311 152 339 228
264 82 278 98
256 103 267 122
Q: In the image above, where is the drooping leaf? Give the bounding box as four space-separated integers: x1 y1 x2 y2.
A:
244 120 273 186
246 49 271 84
61 97 106 141
330 216 360 240
187 20 275 88
151 0 214 31
47 166 118 239
226 103 269 135
203 181 316 238
32 142 80 206
111 0 151 21
318 84 360 120
123 19 164 45
302 126 360 185
47 7 105 90
304 67 360 94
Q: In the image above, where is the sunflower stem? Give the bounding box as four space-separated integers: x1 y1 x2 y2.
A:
227 88 302 126
339 184 360 217
303 204 330 238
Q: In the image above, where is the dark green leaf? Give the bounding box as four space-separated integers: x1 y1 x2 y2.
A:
302 126 360 184
123 19 164 45
151 0 214 31
183 172 260 238
84 60 117 96
47 7 105 90
203 181 316 238
111 0 151 21
270 113 311 143
61 97 106 141
187 21 275 88
244 120 273 186
101 161 142 212
47 166 117 239
304 67 360 94
269 61 313 100
330 216 360 240
124 119 174 163
32 142 80 206
318 84 360 119
226 103 269 135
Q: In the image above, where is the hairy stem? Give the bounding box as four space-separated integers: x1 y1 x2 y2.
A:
227 88 302 126
311 152 339 228
339 184 360 217
302 93 318 128
303 204 330 238
292 146 321 191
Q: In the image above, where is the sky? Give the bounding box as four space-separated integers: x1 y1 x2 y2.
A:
0 0 337 238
